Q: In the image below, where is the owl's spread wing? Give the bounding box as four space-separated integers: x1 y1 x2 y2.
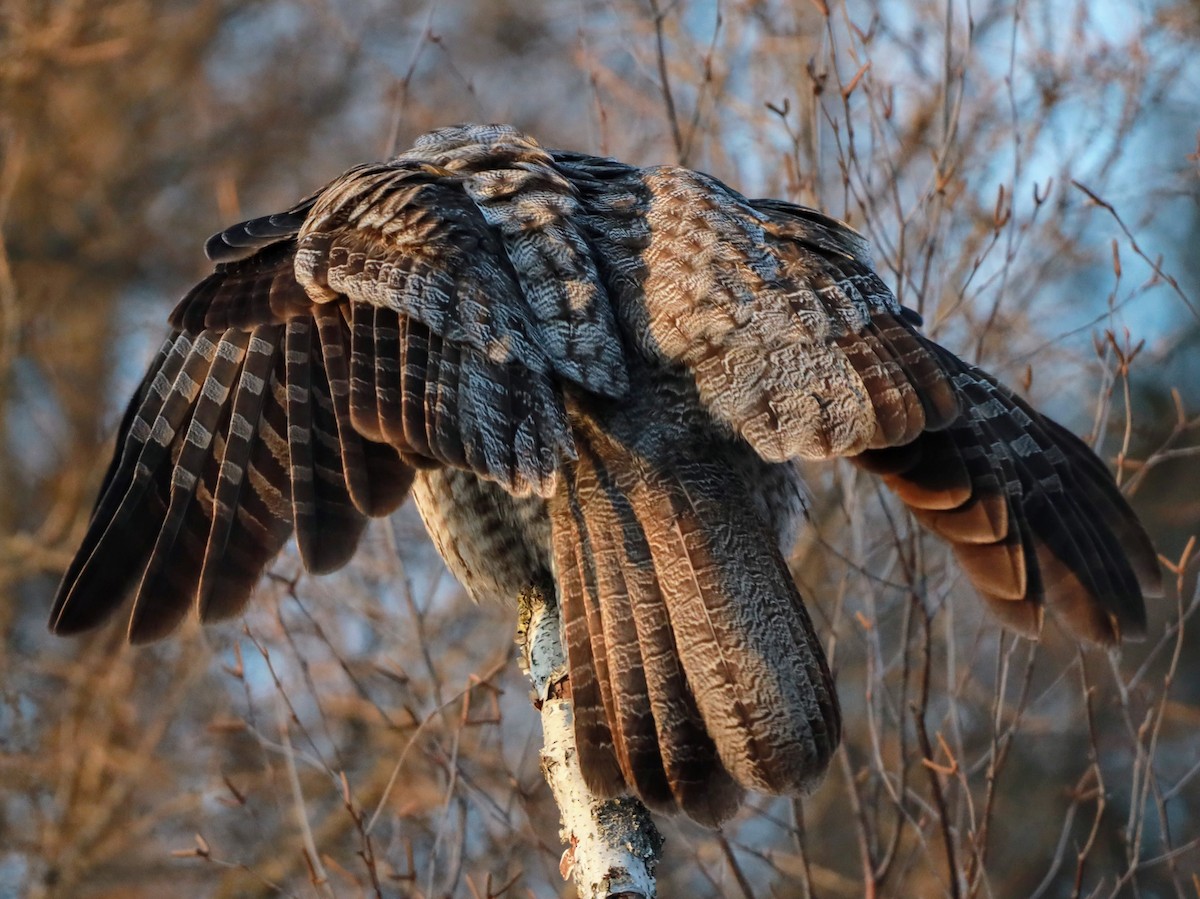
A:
747 198 1160 639
50 134 615 641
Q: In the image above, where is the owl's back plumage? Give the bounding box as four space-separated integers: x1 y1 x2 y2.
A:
50 124 1160 825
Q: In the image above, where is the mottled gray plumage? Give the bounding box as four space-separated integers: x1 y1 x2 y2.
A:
50 124 1160 825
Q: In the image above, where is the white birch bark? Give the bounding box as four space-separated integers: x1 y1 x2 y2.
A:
516 587 662 899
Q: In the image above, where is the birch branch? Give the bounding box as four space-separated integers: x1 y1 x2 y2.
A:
516 586 663 898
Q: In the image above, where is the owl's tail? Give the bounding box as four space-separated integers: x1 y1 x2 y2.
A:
855 345 1161 643
549 412 840 827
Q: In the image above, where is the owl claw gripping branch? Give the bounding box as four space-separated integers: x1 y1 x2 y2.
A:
51 124 1160 826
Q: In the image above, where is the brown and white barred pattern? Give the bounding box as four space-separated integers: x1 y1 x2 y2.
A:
51 124 1160 825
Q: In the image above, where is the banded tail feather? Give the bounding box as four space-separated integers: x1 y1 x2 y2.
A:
548 395 840 818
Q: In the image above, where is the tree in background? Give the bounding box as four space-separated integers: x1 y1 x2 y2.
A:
2 1 1196 896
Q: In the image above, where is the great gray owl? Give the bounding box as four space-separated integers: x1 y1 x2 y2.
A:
50 124 1160 826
